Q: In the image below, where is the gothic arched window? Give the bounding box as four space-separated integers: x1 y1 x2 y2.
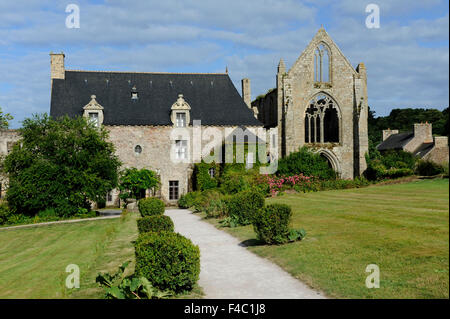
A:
314 43 330 83
304 94 340 144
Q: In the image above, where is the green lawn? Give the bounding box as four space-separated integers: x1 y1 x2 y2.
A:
0 211 202 299
0 212 138 298
216 179 449 298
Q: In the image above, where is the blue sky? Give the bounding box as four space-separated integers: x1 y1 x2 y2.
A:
0 0 448 128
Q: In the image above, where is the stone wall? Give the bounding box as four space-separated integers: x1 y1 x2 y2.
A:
106 125 263 205
0 129 21 198
424 137 449 165
254 28 369 179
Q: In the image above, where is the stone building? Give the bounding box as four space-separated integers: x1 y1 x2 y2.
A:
48 53 263 205
1 27 370 205
377 123 449 164
251 27 369 179
0 129 21 198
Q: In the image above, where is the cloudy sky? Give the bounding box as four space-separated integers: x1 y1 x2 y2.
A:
0 0 448 128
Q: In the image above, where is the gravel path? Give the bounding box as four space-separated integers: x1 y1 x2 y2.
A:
165 209 325 299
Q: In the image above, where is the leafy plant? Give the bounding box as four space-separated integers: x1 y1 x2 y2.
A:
0 106 13 129
119 168 160 200
178 191 202 209
288 228 306 242
96 261 172 299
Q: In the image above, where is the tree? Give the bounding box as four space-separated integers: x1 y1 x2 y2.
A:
118 168 160 201
3 114 121 216
0 107 13 129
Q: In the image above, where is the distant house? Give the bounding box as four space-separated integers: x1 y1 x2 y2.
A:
377 123 449 164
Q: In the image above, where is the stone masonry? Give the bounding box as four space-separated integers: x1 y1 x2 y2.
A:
252 27 369 179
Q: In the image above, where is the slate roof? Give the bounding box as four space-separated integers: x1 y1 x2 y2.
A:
413 142 434 157
376 132 414 151
50 71 262 127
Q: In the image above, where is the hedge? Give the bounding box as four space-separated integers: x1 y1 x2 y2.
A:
137 215 174 234
138 197 165 217
134 231 200 292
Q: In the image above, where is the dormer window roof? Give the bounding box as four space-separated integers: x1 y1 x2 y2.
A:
83 94 104 127
170 94 191 127
131 86 138 100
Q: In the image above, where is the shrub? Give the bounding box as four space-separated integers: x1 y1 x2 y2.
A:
416 159 446 176
0 203 12 225
3 114 121 217
226 189 265 226
204 198 229 218
219 167 250 194
178 191 202 209
381 150 417 170
277 147 336 180
192 189 221 212
137 215 174 234
193 162 219 191
138 197 165 217
253 204 301 244
134 231 200 292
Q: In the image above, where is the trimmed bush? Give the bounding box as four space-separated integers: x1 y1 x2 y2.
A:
138 197 165 217
137 215 174 234
134 231 200 292
253 204 293 244
226 189 265 226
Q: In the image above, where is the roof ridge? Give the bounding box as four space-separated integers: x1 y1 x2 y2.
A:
66 69 227 75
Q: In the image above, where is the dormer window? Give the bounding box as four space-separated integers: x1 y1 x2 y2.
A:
170 94 191 127
83 95 104 128
131 86 138 100
176 112 186 127
89 112 99 127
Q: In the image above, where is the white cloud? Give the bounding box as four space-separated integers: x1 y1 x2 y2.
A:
0 0 448 127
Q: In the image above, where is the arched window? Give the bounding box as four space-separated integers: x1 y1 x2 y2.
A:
314 43 330 83
304 94 340 144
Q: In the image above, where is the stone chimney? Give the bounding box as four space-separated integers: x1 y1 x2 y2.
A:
241 78 251 108
50 52 65 81
434 136 448 148
413 123 433 143
382 128 399 141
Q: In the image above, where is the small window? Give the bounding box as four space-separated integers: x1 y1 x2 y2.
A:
107 191 113 202
89 112 99 127
169 181 179 200
208 167 215 178
134 145 142 154
176 112 186 127
175 140 187 159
